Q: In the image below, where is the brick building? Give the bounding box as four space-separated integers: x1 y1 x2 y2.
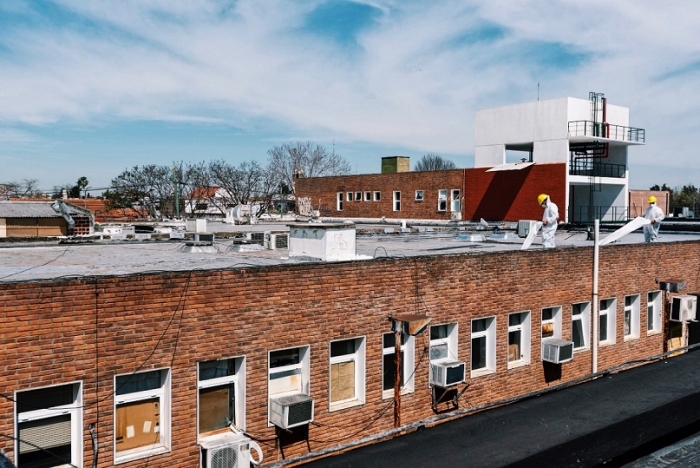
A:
0 229 696 467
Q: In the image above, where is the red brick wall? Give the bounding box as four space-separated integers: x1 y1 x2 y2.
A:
295 170 464 220
464 163 567 222
0 240 696 467
629 190 670 218
295 163 566 223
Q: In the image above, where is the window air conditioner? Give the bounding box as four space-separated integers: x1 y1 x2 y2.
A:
248 232 265 246
430 360 466 387
518 220 538 238
269 393 314 429
671 295 697 322
267 233 289 250
541 338 574 364
200 433 250 468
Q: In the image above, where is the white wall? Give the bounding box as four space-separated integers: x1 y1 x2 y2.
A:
0 218 5 238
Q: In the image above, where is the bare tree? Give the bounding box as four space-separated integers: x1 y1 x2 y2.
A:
267 142 352 193
1 179 44 198
207 160 276 214
109 165 175 219
414 153 457 171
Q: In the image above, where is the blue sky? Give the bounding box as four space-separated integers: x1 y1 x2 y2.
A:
1 0 700 192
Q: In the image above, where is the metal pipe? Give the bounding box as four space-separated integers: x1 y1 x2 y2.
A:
592 219 600 374
394 330 402 428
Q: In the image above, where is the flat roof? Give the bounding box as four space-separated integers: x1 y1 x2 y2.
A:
1 221 699 283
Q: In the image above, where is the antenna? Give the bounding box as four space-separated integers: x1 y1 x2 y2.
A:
537 82 540 101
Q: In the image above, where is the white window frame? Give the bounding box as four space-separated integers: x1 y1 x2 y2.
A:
572 302 591 351
471 316 496 377
624 294 640 340
599 298 617 345
197 357 246 441
354 191 362 202
438 189 448 212
450 189 461 212
429 323 459 363
415 190 424 201
328 337 366 411
541 306 562 340
373 191 381 201
647 290 662 335
113 368 171 464
393 191 401 211
364 191 371 202
15 382 83 468
268 345 310 426
381 333 414 399
336 192 343 211
507 311 531 368
346 192 352 202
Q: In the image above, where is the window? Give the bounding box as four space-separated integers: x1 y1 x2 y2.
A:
508 311 531 368
471 317 496 377
198 357 245 438
541 306 562 339
451 189 461 212
355 191 361 201
114 369 171 463
393 191 401 211
382 333 414 398
600 298 617 345
15 383 83 468
415 190 424 201
364 191 371 202
647 291 662 334
195 203 208 211
268 346 310 423
329 337 366 411
438 190 447 211
373 191 381 201
429 323 458 362
337 192 343 211
572 302 591 351
346 192 352 202
624 294 640 340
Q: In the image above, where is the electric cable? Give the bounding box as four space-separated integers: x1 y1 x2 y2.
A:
0 432 78 468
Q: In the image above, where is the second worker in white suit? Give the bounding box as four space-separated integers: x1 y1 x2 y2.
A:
538 194 559 249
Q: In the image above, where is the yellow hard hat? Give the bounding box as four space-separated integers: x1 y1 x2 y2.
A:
648 196 657 204
538 194 548 205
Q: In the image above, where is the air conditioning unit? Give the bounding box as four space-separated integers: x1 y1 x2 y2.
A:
265 233 289 250
201 433 250 468
194 233 214 244
269 393 314 429
518 220 538 238
430 360 465 387
671 295 697 322
541 338 574 364
248 232 265 246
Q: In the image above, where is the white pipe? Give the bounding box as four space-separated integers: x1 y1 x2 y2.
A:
592 219 600 375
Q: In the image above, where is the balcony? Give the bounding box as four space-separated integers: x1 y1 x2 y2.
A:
568 121 645 144
569 158 626 178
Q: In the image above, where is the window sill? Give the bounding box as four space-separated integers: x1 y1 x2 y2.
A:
470 368 495 378
114 445 169 465
647 330 661 336
382 389 413 400
507 360 530 370
329 399 365 412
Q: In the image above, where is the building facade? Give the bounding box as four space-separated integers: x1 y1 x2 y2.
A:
0 238 695 467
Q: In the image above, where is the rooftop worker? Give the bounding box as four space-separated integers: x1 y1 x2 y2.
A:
643 196 664 243
538 194 559 248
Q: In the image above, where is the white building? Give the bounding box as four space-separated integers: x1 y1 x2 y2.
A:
475 92 645 223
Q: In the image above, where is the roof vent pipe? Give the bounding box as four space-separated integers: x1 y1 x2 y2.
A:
401 220 407 229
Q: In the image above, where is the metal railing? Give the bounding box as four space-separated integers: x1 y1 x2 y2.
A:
568 121 645 143
572 205 629 224
569 158 626 178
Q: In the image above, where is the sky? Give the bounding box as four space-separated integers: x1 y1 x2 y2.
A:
1 0 700 193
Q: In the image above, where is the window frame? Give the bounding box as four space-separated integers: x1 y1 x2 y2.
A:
354 191 362 202
599 298 617 345
415 190 424 202
373 191 381 201
647 290 662 335
197 356 246 441
393 191 401 211
15 382 83 468
328 337 366 412
346 192 352 202
437 189 448 212
541 306 562 340
429 323 459 363
113 368 171 464
336 192 343 211
572 302 591 351
507 311 531 368
268 345 311 426
381 333 414 399
624 294 641 340
364 191 371 202
471 316 496 377
450 189 461 212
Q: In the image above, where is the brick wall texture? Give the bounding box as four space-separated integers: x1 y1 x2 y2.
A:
295 163 566 222
1 239 696 467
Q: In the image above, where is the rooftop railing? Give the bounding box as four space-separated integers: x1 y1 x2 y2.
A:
571 205 629 224
568 121 645 143
569 158 626 178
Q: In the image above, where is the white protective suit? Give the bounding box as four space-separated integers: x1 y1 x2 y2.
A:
643 203 664 243
541 198 559 248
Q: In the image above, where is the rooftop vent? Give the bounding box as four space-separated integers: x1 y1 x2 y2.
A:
287 223 357 261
